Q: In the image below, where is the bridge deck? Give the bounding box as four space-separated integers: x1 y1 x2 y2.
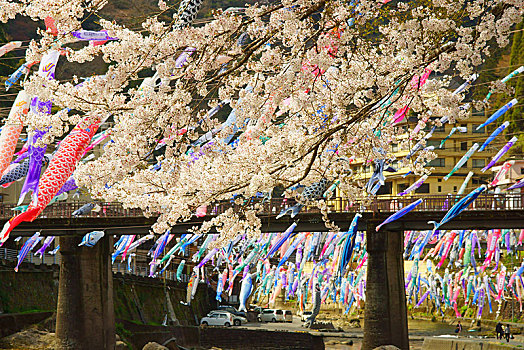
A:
4 193 524 236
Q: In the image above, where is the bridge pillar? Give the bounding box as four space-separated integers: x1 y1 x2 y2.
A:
362 221 409 350
56 234 115 350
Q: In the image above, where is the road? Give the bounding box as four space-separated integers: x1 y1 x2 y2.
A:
240 316 363 349
240 316 456 337
239 316 524 349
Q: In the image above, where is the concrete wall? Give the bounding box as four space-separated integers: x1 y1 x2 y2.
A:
200 327 325 349
113 273 214 325
0 265 59 314
0 266 214 326
423 337 517 350
119 320 325 350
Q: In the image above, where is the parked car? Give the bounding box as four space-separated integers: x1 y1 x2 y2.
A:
283 310 293 323
301 311 313 322
275 309 285 322
217 305 247 317
253 306 267 314
209 310 248 326
258 309 283 322
200 312 233 327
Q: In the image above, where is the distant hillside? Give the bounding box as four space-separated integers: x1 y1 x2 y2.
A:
506 21 524 156
471 20 524 156
0 0 263 113
4 0 262 41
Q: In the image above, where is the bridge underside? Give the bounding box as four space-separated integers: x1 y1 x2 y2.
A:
8 209 524 236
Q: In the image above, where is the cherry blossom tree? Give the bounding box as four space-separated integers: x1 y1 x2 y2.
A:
2 0 523 246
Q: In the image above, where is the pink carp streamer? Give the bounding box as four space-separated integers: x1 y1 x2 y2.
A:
0 116 102 245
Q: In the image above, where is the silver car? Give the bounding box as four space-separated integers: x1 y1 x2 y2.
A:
209 310 248 326
258 309 278 322
200 312 233 327
258 309 285 322
283 310 293 323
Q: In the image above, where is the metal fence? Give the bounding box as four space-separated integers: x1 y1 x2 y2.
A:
0 247 60 266
0 202 143 220
0 247 189 282
207 193 524 216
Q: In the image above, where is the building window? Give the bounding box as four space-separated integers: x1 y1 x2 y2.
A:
521 168 524 175
437 178 442 182
427 140 441 148
472 159 485 168
437 185 442 192
376 181 392 195
428 158 445 167
415 183 430 194
473 178 488 185
397 183 408 194
453 186 457 192
473 124 485 133
461 124 468 132
391 143 398 152
460 141 468 151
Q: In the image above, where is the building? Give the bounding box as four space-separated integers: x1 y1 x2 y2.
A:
351 110 499 197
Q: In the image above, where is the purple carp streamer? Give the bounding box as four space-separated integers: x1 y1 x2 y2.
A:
19 129 49 204
376 199 423 231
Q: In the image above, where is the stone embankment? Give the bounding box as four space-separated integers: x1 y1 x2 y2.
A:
119 319 325 349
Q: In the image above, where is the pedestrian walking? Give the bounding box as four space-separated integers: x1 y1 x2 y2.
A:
505 325 511 342
455 321 463 337
496 322 503 339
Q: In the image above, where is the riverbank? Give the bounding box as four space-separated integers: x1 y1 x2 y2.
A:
4 311 524 350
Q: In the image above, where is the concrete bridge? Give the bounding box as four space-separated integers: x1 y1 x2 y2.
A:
6 193 524 237
3 193 524 350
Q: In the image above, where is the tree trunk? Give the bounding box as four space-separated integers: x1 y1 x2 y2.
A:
56 235 115 350
362 222 409 350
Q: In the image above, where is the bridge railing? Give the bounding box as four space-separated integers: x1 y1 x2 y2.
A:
206 193 524 216
1 193 523 220
0 247 190 282
0 202 145 220
0 247 60 265
111 261 189 282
